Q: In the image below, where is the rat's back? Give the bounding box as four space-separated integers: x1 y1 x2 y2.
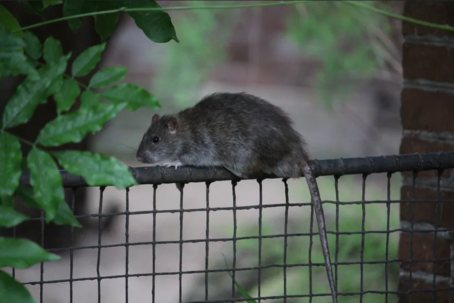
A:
177 92 309 178
189 92 287 120
182 92 296 133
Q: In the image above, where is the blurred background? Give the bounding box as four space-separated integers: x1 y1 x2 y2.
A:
11 1 405 302
96 1 403 162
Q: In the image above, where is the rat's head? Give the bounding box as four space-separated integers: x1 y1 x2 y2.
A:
136 114 182 165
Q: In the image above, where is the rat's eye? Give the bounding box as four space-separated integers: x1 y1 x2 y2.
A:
152 136 159 143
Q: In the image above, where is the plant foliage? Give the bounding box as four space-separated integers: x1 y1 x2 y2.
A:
0 1 176 301
286 1 397 108
151 1 235 108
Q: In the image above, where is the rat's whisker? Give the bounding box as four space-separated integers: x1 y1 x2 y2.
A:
114 150 138 157
118 142 138 152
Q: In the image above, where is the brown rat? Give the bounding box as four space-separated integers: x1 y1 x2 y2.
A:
136 92 337 303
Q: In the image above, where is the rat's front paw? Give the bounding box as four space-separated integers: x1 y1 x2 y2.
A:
163 161 183 170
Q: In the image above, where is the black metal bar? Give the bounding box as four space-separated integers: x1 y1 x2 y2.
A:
152 184 158 303
283 179 289 303
70 188 76 303
308 198 314 302
40 209 45 303
179 184 184 303
385 173 392 303
432 170 442 302
97 187 105 303
21 260 454 284
231 180 238 299
31 229 431 253
410 172 417 303
334 176 340 298
15 199 454 224
257 180 263 303
360 174 367 303
18 152 454 188
125 188 130 303
205 182 210 302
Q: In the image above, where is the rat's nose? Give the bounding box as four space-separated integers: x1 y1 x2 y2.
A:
136 155 144 163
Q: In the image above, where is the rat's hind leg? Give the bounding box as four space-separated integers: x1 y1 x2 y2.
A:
223 166 248 178
222 150 265 179
223 162 252 179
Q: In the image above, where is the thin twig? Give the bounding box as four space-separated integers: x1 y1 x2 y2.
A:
14 1 454 33
1 129 35 147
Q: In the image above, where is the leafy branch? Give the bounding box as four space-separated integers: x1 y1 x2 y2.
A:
345 1 454 31
0 1 176 302
16 1 454 35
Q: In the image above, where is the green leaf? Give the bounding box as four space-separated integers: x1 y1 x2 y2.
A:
89 66 128 88
0 237 60 268
95 13 120 41
94 1 122 41
24 31 42 60
0 5 23 38
0 206 29 228
0 132 22 197
62 1 122 40
72 43 106 77
234 280 256 303
222 254 257 303
0 25 24 57
15 187 37 208
27 148 64 222
1 56 39 81
16 187 81 228
25 57 39 69
54 151 137 189
43 1 62 8
0 270 36 303
2 54 69 128
37 102 126 146
54 78 80 114
47 75 64 97
103 83 160 111
0 195 14 208
18 1 44 15
43 36 63 64
124 1 179 43
53 200 82 228
80 89 101 109
0 26 38 81
62 1 90 34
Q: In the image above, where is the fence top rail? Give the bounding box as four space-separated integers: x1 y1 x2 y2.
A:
19 151 454 188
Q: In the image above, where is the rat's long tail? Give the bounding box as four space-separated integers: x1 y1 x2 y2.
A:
303 164 337 303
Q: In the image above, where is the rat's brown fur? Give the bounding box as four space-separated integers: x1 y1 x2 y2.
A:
137 92 309 178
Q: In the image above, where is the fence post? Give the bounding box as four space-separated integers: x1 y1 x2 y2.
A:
399 1 454 302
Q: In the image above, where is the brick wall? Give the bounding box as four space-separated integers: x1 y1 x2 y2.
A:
399 1 454 302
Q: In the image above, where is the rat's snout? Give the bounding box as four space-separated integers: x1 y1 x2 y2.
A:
136 150 153 164
136 150 147 163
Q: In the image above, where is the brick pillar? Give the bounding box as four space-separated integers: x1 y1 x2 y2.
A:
398 1 454 302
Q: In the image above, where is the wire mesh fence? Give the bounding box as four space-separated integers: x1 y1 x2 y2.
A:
4 152 454 302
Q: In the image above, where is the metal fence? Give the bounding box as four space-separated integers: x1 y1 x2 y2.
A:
8 151 454 303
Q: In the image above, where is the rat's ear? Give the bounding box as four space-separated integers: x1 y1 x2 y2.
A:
167 117 178 133
151 114 160 125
